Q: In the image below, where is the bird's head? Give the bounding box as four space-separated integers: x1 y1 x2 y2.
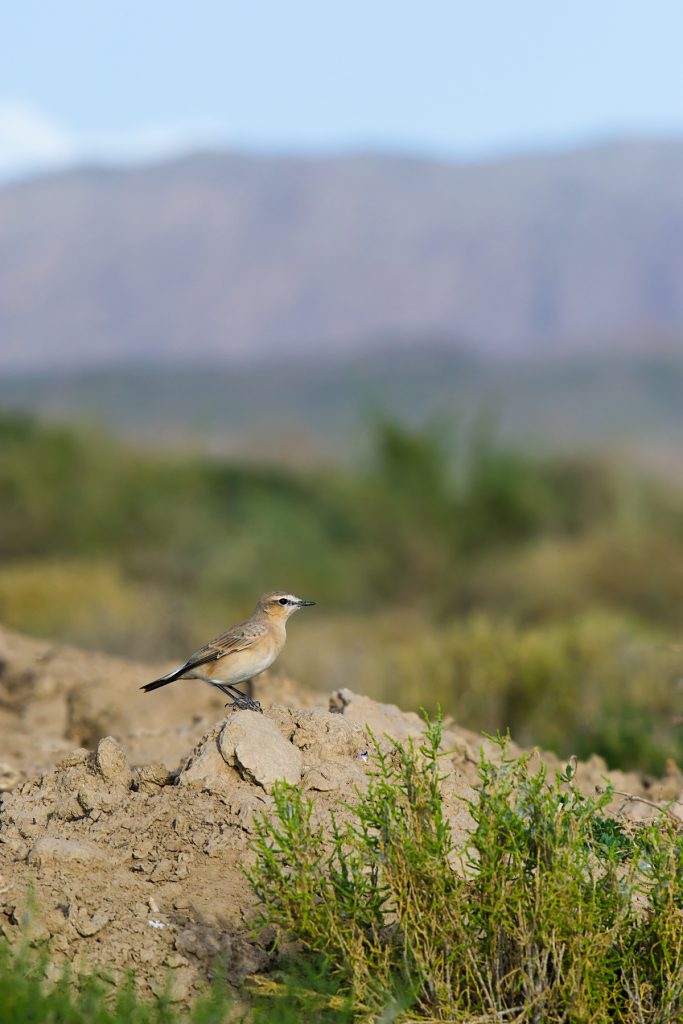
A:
257 591 317 620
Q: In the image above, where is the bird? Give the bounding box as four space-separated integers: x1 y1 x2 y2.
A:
140 591 316 713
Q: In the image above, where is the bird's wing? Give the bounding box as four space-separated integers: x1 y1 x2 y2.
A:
178 620 268 675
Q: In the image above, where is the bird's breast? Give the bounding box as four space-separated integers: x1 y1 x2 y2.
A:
208 630 285 685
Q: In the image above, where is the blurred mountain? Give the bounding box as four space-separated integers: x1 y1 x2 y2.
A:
1 139 683 370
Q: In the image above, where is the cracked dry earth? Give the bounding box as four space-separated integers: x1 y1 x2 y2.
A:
1 625 682 1004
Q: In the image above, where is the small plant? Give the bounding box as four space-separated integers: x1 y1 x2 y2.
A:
0 940 232 1024
248 719 683 1022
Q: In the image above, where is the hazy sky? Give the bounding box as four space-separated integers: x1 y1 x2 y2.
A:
2 1 683 179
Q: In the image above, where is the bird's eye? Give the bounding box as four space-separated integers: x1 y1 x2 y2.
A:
279 597 288 605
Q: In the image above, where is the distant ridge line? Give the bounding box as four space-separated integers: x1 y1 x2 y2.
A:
1 137 683 371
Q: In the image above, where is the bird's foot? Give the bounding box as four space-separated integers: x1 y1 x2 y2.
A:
217 681 263 714
224 695 263 714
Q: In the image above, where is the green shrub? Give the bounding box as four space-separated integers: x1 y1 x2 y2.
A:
248 719 683 1021
5 412 683 619
357 609 682 774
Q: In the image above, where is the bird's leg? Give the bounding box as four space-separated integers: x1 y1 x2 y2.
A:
216 682 250 710
216 682 262 714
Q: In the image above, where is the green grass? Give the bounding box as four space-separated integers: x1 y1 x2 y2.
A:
248 718 683 1022
0 941 232 1024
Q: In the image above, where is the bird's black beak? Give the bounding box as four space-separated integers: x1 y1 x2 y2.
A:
298 599 316 606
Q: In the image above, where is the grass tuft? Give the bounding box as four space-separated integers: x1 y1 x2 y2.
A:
248 718 683 1022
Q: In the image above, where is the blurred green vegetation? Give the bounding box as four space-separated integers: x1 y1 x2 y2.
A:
0 939 232 1024
1 412 682 772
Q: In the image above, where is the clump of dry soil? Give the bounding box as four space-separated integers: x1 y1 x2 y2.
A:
0 625 681 1003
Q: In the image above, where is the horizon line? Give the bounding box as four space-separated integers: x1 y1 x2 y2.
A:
4 126 683 189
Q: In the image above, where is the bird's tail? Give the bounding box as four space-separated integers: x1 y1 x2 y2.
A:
140 667 183 693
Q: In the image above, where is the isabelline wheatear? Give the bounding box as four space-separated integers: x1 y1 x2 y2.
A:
141 592 316 713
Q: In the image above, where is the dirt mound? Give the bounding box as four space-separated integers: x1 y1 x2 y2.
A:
0 704 368 999
1 626 682 1003
0 624 320 790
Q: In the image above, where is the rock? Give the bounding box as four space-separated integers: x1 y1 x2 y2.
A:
54 749 90 771
27 837 112 868
331 688 425 745
219 712 303 793
175 924 232 961
177 725 238 795
133 763 174 793
18 741 133 822
291 707 366 760
150 859 175 882
95 737 131 786
0 763 21 792
72 907 110 937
